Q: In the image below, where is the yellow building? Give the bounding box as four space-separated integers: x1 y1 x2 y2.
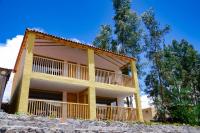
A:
10 29 143 122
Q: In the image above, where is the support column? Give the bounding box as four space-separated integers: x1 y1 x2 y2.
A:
130 60 144 122
17 33 35 113
62 91 67 120
87 49 96 120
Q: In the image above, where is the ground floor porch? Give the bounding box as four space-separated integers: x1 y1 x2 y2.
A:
28 98 137 121
27 88 137 121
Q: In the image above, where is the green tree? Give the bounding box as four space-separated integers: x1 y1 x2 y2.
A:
162 40 200 125
142 9 170 121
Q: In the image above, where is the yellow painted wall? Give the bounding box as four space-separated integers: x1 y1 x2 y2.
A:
15 33 35 113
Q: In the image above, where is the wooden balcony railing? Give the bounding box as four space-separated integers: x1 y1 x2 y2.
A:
28 99 89 119
32 55 133 87
96 105 137 121
28 99 136 121
95 69 133 87
32 56 88 80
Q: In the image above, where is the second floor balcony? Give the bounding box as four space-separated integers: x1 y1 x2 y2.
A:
32 55 133 88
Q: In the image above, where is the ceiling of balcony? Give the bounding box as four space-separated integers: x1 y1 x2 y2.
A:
30 78 88 93
33 39 130 72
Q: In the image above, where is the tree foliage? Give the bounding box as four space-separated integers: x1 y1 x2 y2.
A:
113 0 142 57
93 25 113 50
161 40 200 125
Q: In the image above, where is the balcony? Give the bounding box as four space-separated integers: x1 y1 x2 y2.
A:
32 55 133 87
28 99 137 121
32 55 88 80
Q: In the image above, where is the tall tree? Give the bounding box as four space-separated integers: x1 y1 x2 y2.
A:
142 9 170 121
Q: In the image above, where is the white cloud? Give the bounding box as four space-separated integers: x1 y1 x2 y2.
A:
0 35 23 69
140 95 153 108
70 38 92 46
0 35 23 102
30 27 45 32
70 38 81 43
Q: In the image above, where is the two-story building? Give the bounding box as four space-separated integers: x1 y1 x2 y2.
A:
10 29 143 122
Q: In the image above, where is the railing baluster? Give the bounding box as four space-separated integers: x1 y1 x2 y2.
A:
29 99 89 120
94 69 132 87
96 105 136 122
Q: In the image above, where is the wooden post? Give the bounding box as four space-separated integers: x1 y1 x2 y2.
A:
17 33 35 113
87 49 96 120
130 60 144 122
62 91 67 120
77 92 79 103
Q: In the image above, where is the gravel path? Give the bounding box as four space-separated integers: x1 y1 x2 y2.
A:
0 112 199 133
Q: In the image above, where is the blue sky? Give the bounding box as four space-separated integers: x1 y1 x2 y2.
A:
0 0 200 51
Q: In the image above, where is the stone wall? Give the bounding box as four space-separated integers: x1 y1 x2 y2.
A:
0 111 199 133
